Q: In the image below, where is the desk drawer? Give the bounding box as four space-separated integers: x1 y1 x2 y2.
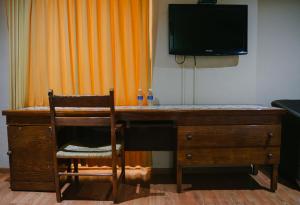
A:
178 147 280 166
178 125 281 148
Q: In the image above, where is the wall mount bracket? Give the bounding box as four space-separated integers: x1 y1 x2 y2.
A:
197 0 217 4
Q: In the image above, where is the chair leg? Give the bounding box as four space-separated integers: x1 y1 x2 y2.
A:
55 173 61 202
73 159 79 183
67 160 72 182
112 169 118 203
54 159 61 202
112 160 118 203
121 149 126 183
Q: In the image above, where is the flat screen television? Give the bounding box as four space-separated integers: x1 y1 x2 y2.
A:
169 4 248 56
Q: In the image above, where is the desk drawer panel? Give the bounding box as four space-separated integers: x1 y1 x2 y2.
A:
178 125 281 148
178 147 280 166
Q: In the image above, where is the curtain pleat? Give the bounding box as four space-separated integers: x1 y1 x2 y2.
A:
7 0 31 109
22 0 150 106
7 0 152 167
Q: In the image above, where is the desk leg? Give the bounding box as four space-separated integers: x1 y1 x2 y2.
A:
177 164 182 193
271 164 278 192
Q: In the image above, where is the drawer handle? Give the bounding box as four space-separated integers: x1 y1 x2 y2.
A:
268 132 273 138
186 134 192 140
267 153 273 159
7 151 12 156
48 126 52 134
186 154 192 160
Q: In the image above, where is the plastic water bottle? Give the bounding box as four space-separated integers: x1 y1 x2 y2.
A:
137 89 144 106
147 89 154 106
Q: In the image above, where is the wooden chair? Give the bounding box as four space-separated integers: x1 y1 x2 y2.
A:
48 89 125 203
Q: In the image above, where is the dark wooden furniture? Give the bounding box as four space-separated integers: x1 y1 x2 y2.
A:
177 125 281 192
272 100 300 187
2 105 286 193
48 89 125 203
6 125 54 191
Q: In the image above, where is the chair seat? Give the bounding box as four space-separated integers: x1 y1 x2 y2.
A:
57 142 122 159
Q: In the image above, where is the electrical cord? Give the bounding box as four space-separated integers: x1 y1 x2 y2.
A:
193 56 196 105
181 63 185 105
175 55 197 105
175 55 186 64
175 55 186 104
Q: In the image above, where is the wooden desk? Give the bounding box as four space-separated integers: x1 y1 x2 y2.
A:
2 105 286 192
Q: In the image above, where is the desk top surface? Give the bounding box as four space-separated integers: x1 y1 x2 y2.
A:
2 105 286 126
23 105 273 110
2 105 285 116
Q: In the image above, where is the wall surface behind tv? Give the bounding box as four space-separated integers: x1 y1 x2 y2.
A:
0 0 300 168
152 0 258 106
256 0 300 105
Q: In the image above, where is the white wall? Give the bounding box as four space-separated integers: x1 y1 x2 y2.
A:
0 0 9 168
153 0 257 106
257 0 300 106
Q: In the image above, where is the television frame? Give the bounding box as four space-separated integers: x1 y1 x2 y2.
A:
169 4 248 56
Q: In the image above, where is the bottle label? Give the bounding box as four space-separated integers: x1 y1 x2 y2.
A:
147 96 154 100
138 96 143 100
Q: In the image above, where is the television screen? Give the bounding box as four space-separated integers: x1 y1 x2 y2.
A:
169 4 248 56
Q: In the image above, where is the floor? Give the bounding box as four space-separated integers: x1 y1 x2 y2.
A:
0 168 299 205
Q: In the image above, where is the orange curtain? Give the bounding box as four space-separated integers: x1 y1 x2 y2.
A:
19 0 151 167
26 0 150 106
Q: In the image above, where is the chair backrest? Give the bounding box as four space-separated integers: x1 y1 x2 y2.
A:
48 89 115 127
